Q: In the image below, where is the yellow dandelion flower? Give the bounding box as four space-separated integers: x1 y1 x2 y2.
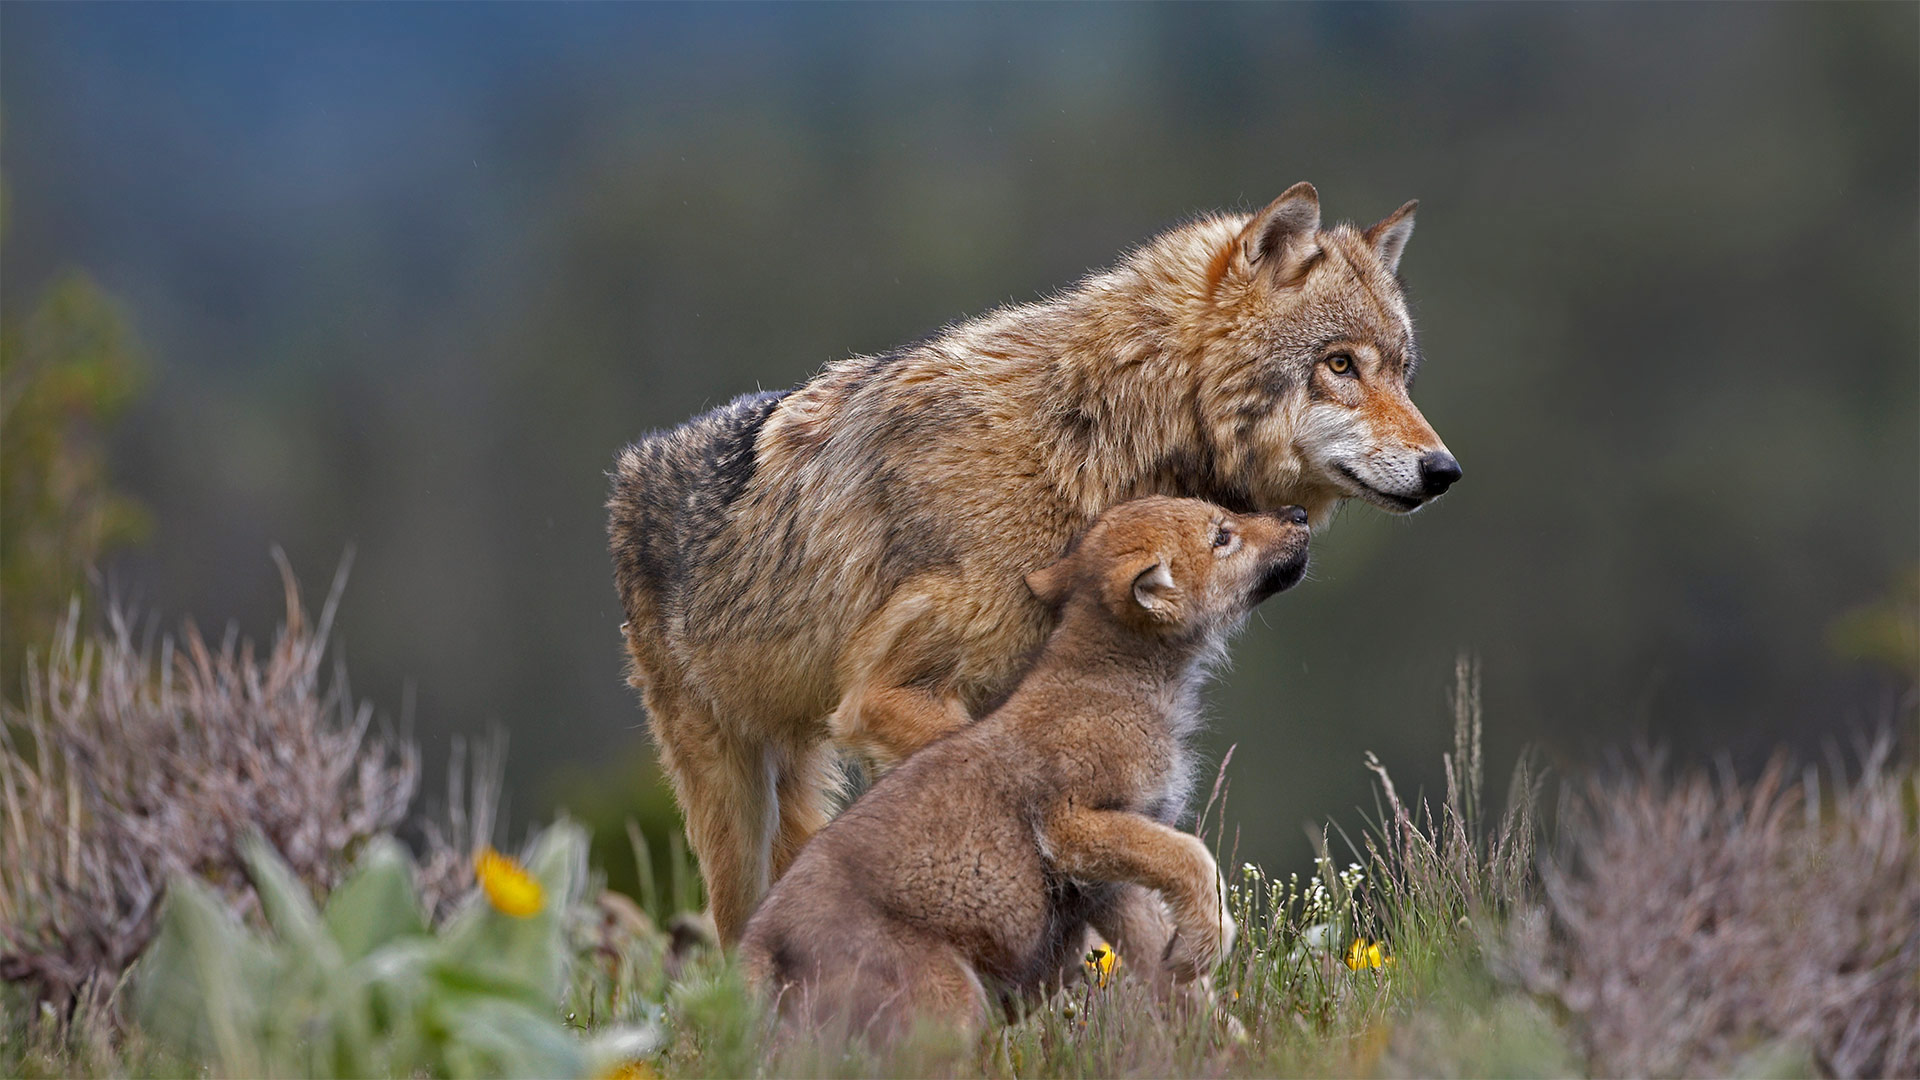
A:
596 1062 660 1080
1344 937 1389 971
475 845 545 918
1085 944 1121 989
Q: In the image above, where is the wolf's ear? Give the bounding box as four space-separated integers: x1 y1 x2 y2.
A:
1363 199 1418 275
1128 559 1181 620
1239 182 1321 283
1025 560 1073 609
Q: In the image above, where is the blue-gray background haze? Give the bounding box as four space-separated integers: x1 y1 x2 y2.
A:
4 3 1915 875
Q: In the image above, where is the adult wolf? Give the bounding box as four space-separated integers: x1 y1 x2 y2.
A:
608 182 1460 945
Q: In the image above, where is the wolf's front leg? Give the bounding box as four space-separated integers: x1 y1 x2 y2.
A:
1044 806 1235 983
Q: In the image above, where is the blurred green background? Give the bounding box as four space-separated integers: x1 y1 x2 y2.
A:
3 3 1914 881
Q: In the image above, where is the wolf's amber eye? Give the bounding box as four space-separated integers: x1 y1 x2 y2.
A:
1326 354 1354 375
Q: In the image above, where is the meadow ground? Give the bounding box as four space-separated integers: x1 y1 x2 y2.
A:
2 583 1914 1078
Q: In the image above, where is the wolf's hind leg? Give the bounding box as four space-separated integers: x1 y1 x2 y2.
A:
769 739 840 880
647 687 776 946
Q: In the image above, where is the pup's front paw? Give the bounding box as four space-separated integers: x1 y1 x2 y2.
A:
1165 874 1235 982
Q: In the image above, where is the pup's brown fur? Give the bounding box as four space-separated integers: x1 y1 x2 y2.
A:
740 497 1310 1042
608 184 1459 944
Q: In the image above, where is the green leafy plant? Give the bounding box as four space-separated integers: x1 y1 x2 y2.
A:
131 821 660 1079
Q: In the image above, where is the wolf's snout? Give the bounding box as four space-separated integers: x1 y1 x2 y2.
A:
1418 452 1462 497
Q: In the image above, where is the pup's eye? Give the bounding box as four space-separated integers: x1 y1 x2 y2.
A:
1326 354 1354 375
1212 526 1233 549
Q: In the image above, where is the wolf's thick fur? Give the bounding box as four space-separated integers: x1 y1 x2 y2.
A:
740 497 1309 1042
609 183 1458 943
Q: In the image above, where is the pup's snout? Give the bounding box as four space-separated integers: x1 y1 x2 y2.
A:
1250 546 1309 602
1418 452 1462 497
1248 506 1311 603
1251 505 1309 528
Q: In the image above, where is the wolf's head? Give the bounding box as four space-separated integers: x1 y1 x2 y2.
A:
1179 183 1460 524
1026 495 1311 641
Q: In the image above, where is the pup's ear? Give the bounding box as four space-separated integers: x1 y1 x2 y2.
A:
1363 199 1417 275
1128 559 1181 620
1025 560 1073 609
1238 182 1321 283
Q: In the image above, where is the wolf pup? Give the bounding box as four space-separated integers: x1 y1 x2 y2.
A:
740 496 1309 1042
610 183 1459 945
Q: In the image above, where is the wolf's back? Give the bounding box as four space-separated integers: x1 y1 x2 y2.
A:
608 390 789 628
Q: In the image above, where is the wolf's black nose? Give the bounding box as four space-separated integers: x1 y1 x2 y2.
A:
1277 505 1308 525
1418 452 1462 497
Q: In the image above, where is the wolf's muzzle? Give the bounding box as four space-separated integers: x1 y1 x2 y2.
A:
1418 451 1462 497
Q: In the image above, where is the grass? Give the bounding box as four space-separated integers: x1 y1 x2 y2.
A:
612 657 1575 1080
3 576 1915 1078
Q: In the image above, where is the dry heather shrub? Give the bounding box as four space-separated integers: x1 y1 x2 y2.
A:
1506 741 1920 1078
0 556 422 1015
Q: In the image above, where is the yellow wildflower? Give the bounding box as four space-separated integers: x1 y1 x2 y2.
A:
475 845 545 918
596 1062 660 1080
1085 943 1121 988
1344 937 1391 971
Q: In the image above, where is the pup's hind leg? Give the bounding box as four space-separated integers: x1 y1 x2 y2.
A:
644 682 775 945
896 940 990 1041
841 933 989 1045
752 913 987 1045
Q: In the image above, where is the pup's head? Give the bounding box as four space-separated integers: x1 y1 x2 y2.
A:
1181 183 1461 523
1025 496 1311 638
